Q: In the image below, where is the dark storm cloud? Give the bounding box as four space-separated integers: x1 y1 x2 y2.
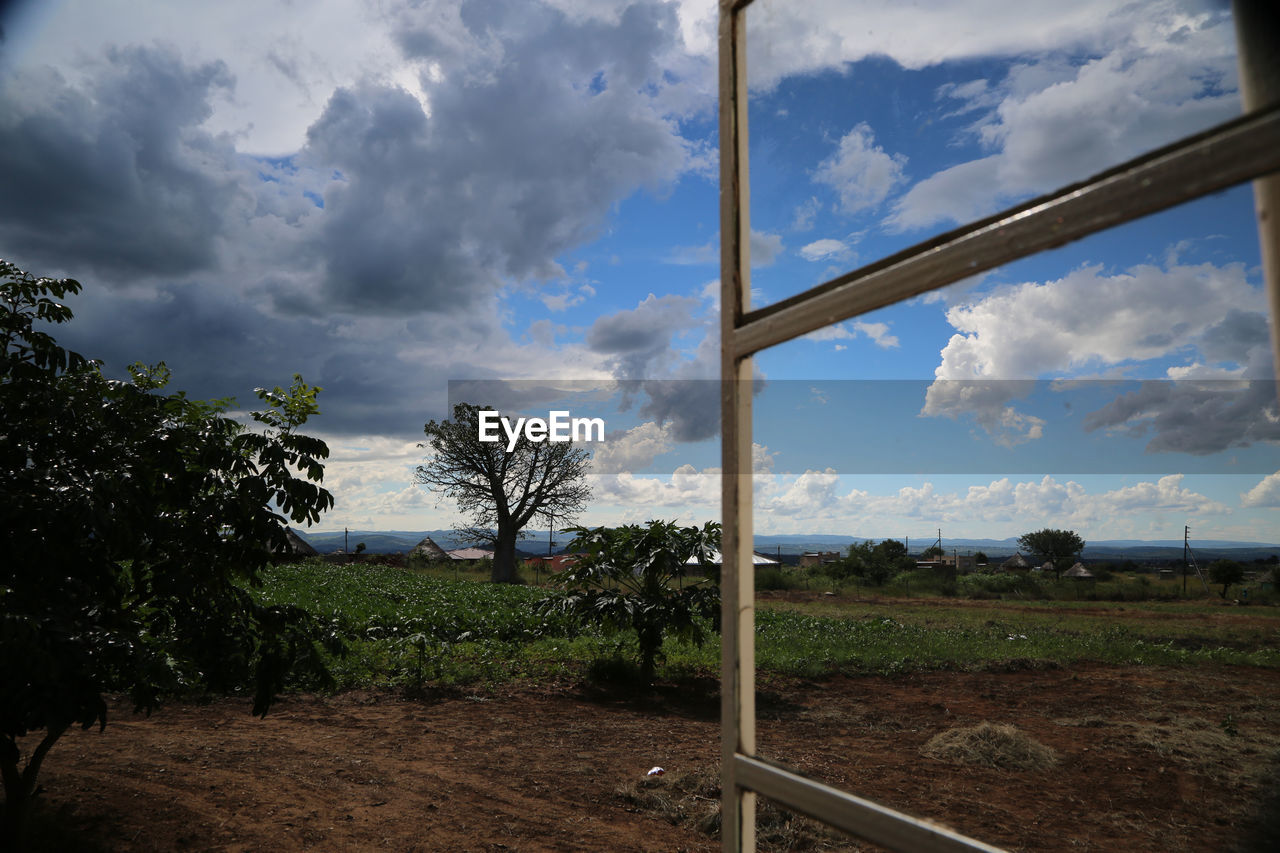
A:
585 293 743 443
0 46 241 279
302 0 697 314
1199 309 1270 366
0 1 706 441
586 293 703 382
53 279 443 437
1084 379 1280 456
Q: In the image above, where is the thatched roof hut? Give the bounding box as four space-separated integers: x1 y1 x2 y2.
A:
276 527 318 558
1040 561 1055 574
1001 553 1030 571
410 536 450 562
1063 562 1094 579
447 547 494 560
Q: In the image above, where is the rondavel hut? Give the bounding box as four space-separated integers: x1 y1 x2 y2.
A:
1063 562 1095 580
1001 553 1030 572
274 526 319 561
410 536 450 563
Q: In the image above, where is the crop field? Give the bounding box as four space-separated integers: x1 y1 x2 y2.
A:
23 561 1280 852
247 562 1280 687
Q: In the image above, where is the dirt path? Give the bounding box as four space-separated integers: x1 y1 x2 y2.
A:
22 665 1280 852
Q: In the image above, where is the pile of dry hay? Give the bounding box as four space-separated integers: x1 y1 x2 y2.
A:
921 722 1059 772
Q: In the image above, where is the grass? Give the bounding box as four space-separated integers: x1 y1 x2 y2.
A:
249 561 1280 690
758 596 1280 650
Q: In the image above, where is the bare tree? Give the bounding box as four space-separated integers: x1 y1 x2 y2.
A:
416 403 591 583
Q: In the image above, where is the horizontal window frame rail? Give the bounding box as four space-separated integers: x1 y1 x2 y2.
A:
733 104 1280 358
734 756 1006 853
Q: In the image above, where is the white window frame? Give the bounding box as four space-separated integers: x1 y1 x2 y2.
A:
717 2 1280 850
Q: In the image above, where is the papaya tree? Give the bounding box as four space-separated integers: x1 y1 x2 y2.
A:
539 520 721 681
0 260 338 848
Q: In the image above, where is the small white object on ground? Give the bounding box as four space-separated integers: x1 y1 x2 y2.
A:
646 766 665 776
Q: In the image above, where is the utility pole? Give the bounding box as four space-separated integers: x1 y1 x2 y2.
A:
345 526 349 554
1184 525 1190 596
541 514 553 586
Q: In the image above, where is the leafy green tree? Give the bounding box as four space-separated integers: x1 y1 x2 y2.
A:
416 403 591 583
974 551 989 565
921 545 945 560
1 261 337 847
1017 528 1086 580
841 540 913 586
814 553 857 592
876 539 909 563
539 520 720 681
1208 559 1245 598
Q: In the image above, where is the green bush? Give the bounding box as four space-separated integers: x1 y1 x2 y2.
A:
756 566 800 591
958 572 1043 598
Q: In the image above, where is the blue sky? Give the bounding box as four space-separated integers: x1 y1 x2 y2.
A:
2 0 1277 543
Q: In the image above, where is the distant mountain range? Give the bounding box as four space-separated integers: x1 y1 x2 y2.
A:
294 529 548 558
292 529 1280 563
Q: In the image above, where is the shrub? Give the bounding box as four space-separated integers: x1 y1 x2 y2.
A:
958 572 1043 598
756 566 799 591
539 520 721 681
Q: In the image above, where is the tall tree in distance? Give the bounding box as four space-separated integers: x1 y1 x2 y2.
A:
1017 528 1086 580
416 403 591 583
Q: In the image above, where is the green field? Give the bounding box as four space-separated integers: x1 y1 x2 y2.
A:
250 561 1280 690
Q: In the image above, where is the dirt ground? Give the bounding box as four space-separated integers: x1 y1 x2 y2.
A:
19 662 1280 853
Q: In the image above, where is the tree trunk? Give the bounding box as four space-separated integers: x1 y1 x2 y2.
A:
492 522 519 583
1 738 23 851
1 725 68 851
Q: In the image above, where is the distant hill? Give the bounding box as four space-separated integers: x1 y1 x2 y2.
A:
743 534 1280 564
293 529 1280 563
292 529 547 557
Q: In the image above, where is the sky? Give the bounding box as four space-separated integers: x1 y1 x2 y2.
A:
1 0 1277 544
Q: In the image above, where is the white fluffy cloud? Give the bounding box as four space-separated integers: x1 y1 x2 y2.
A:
804 320 899 349
755 472 1227 532
589 421 675 475
1241 471 1280 508
798 238 852 262
889 4 1237 230
923 259 1270 447
814 123 906 216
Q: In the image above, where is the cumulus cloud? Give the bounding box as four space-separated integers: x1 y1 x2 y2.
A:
889 5 1238 230
587 293 703 371
591 440 774 511
1084 380 1280 456
0 1 709 441
922 259 1270 449
738 0 1183 88
589 421 675 475
755 472 1227 531
813 123 906 215
584 293 731 442
1241 471 1280 508
798 238 852 262
0 48 243 280
804 319 899 349
308 1 700 314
